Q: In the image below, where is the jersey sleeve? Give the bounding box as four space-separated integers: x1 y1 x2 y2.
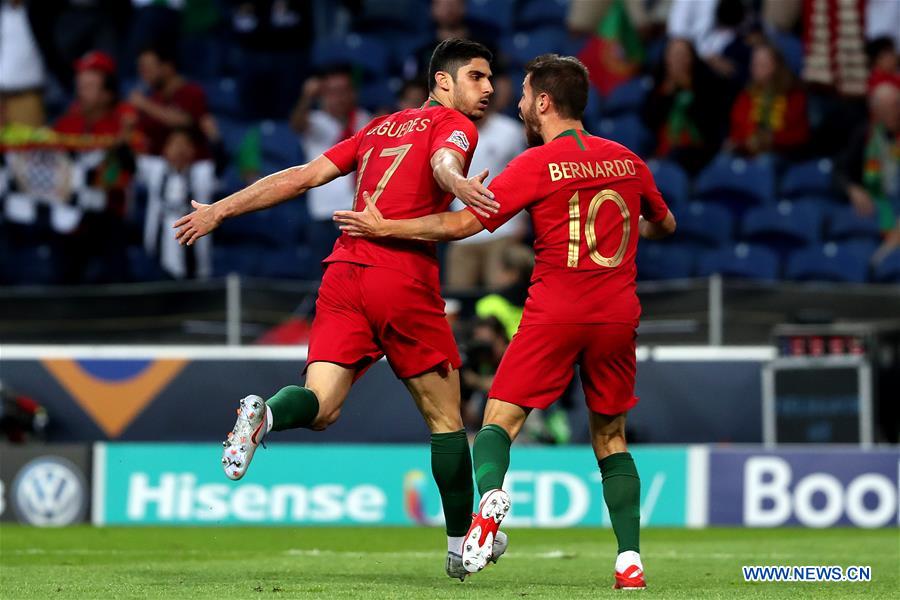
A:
467 153 537 233
322 126 366 174
430 111 479 165
638 160 669 223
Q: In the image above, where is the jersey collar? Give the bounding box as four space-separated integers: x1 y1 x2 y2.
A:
553 129 591 150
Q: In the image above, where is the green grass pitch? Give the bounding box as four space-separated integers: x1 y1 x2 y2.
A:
1 526 897 599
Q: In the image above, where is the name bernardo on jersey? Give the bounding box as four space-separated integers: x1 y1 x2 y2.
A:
548 159 637 182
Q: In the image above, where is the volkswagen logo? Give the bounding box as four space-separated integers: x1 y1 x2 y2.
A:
12 457 87 527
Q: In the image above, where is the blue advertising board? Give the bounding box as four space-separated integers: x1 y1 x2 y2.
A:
707 448 899 528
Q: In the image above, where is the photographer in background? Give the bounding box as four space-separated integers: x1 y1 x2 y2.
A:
458 316 509 431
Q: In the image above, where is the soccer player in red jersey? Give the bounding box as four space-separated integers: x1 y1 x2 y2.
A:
334 54 676 589
173 39 506 579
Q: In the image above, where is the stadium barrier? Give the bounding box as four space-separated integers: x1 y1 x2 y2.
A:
1 345 770 444
2 444 896 529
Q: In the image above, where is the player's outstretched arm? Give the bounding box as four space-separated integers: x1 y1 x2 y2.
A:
639 210 677 240
430 147 499 218
174 154 342 246
333 191 484 242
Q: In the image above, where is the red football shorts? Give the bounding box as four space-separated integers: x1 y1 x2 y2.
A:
306 262 461 380
490 322 638 415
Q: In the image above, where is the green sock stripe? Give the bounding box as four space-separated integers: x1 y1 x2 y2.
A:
430 429 474 537
267 385 319 431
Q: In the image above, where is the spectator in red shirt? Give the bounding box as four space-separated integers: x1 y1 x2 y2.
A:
54 51 136 147
728 42 809 159
131 43 208 156
867 37 900 92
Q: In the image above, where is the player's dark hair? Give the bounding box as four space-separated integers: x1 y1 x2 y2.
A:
427 38 493 91
524 54 589 120
140 42 179 68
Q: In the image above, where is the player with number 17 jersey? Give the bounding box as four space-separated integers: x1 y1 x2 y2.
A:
314 104 479 377
468 130 669 415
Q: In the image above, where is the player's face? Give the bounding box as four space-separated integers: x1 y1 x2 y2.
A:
518 75 543 147
76 70 108 111
450 58 493 120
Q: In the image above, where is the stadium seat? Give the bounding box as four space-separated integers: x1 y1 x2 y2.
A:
772 32 804 76
127 246 167 282
694 153 776 213
596 115 652 157
312 34 389 78
636 242 694 280
826 205 882 242
353 0 430 33
213 244 260 278
785 241 876 283
256 246 314 280
467 0 516 35
697 243 780 281
201 78 241 118
600 76 651 116
501 28 571 68
258 120 303 173
514 0 570 31
2 244 57 285
359 80 397 112
675 202 734 248
780 158 836 199
873 248 900 283
647 159 689 208
741 201 824 250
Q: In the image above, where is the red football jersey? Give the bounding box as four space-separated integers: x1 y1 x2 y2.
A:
470 130 669 326
323 104 479 288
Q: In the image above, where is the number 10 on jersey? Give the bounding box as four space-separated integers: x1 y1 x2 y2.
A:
567 189 631 269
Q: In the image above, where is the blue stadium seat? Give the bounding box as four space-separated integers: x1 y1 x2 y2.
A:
874 248 900 283
515 0 570 31
780 158 835 199
312 34 389 78
741 201 824 250
354 0 430 33
213 244 260 278
596 115 652 156
694 153 776 212
773 32 804 76
467 0 516 35
676 202 734 248
258 120 303 173
256 246 314 280
359 80 397 112
127 246 167 282
601 76 651 115
501 28 571 68
647 159 689 208
216 116 251 156
636 242 694 280
785 241 876 283
697 243 781 281
827 205 882 242
2 245 57 285
201 78 241 118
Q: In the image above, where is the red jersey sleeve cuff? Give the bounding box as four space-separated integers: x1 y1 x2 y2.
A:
464 205 497 232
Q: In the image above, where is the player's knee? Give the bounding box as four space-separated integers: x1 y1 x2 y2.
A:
310 407 341 430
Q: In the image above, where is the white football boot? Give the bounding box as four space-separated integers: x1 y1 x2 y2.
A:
462 489 512 573
446 531 509 581
221 395 268 480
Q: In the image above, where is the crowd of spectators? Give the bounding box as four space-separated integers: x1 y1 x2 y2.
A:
1 0 899 288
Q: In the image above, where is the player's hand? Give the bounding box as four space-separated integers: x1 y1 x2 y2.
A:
454 169 498 218
333 191 388 237
173 200 221 246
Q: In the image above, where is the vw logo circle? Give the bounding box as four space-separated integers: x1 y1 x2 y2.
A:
12 457 87 527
